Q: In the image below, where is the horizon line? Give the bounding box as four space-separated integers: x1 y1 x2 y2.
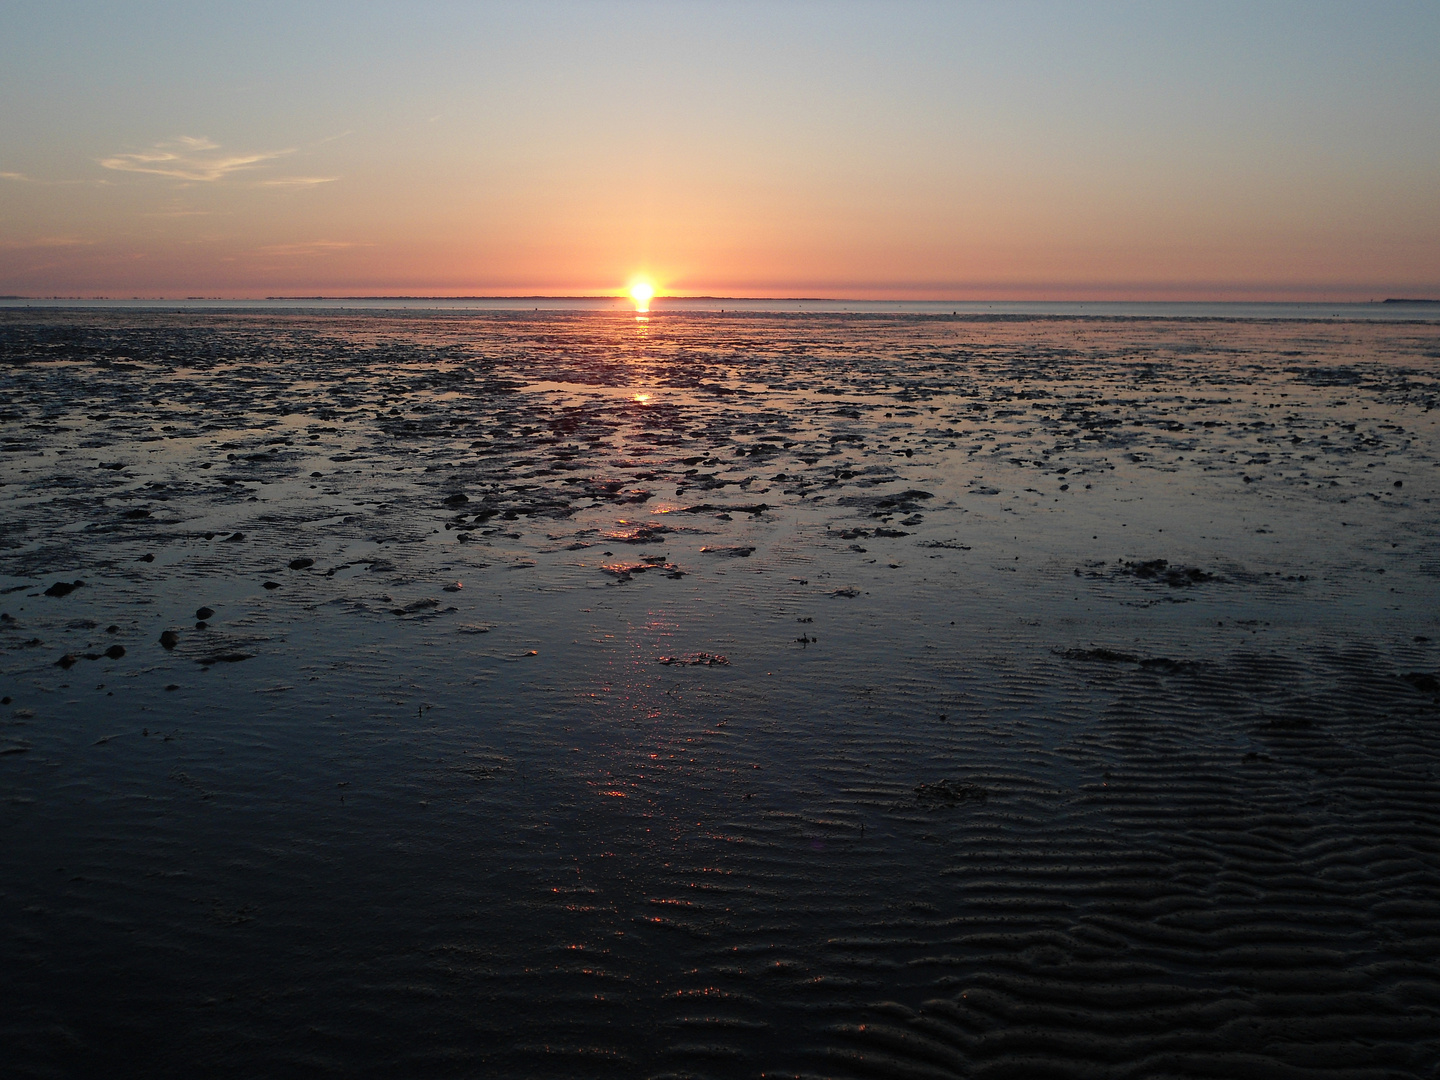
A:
4 294 1438 305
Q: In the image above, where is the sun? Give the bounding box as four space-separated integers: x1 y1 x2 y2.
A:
628 280 655 312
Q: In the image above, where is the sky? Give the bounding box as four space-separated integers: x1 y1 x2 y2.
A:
2 1 1438 300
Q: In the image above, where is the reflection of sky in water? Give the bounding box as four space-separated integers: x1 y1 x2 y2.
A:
2 310 1439 1077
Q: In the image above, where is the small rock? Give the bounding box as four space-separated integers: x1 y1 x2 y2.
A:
159 630 179 650
104 644 125 660
657 653 730 666
164 684 178 692
123 508 151 519
139 553 155 563
1060 647 1138 663
195 621 208 630
106 625 119 634
914 779 986 806
55 653 78 669
442 582 463 592
44 580 85 598
195 607 215 620
262 581 280 590
288 558 314 570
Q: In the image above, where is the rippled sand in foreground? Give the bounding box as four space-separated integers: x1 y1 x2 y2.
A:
3 309 1439 1078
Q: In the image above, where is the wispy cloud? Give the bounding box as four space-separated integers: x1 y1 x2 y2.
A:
258 240 368 257
100 136 292 182
0 236 91 249
258 176 339 187
0 171 102 186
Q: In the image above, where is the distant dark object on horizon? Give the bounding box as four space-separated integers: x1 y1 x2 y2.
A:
1382 298 1440 304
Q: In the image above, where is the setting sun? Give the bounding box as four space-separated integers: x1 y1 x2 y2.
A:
629 281 655 312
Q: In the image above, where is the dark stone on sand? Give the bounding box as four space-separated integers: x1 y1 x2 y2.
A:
699 545 755 557
222 532 245 542
443 493 470 507
0 697 9 705
1402 672 1440 694
139 553 155 562
288 558 314 570
104 644 125 660
159 630 179 650
44 580 85 598
872 528 910 538
196 607 215 620
106 625 118 633
55 653 78 669
197 653 253 665
1138 657 1198 673
829 587 861 598
1264 715 1314 730
1061 647 1139 663
658 653 730 666
263 581 280 589
195 621 207 630
914 779 986 806
837 489 935 513
1123 559 1216 587
123 508 151 519
164 684 178 691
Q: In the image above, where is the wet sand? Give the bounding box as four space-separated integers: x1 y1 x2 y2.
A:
3 308 1439 1077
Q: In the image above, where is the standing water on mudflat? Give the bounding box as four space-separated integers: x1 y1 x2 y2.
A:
3 308 1440 1078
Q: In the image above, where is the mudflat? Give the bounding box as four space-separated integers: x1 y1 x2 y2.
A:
3 308 1439 1078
